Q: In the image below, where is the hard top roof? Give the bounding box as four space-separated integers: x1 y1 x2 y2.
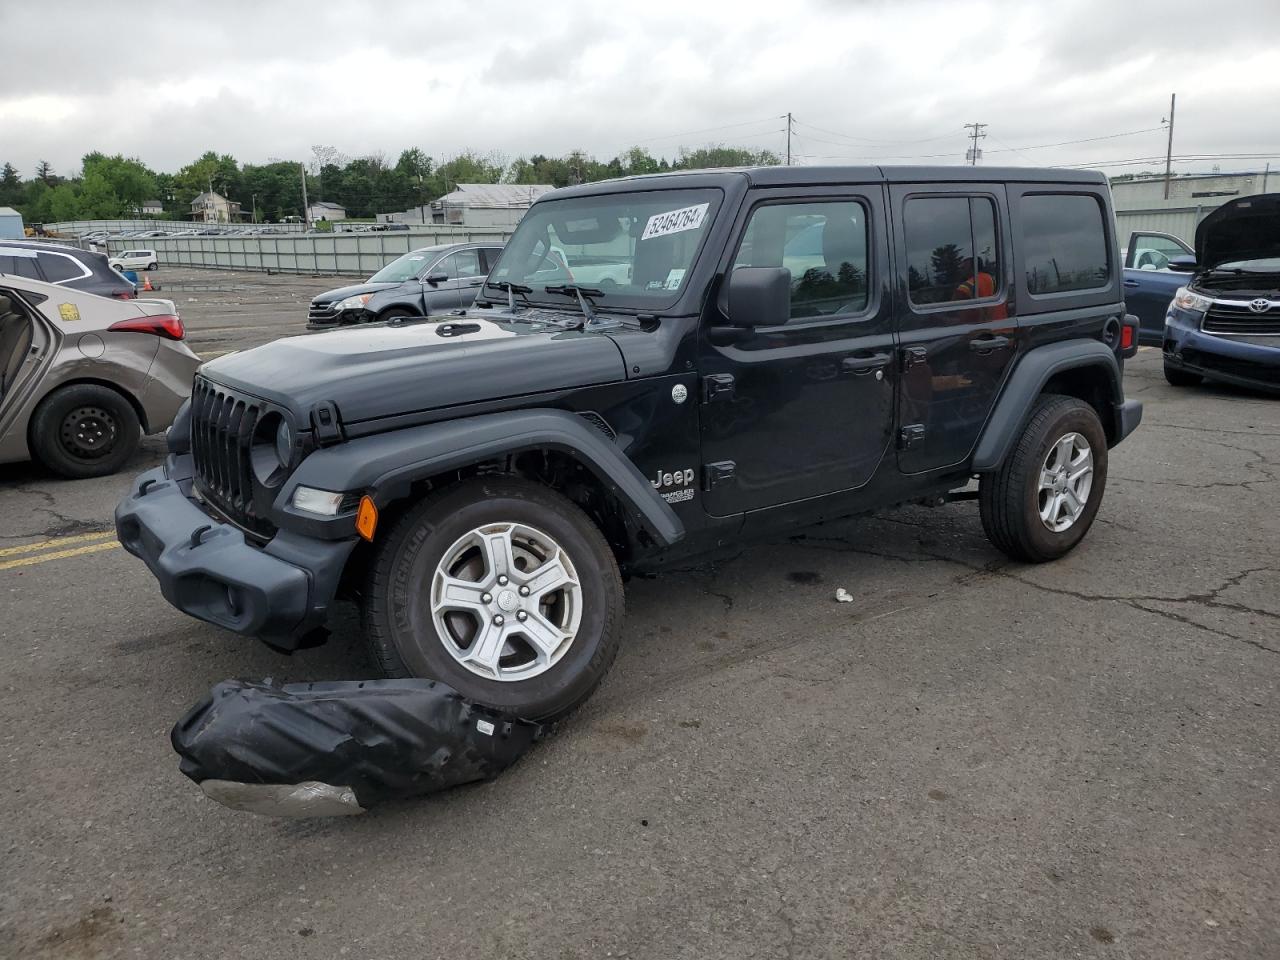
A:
548 164 1107 200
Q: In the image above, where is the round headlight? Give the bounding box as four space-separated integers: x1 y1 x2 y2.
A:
275 418 294 467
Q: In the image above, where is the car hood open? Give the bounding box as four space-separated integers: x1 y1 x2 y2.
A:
199 315 627 425
1195 193 1280 269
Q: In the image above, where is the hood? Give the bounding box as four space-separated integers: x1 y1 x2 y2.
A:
200 316 627 425
1195 193 1280 269
311 280 402 305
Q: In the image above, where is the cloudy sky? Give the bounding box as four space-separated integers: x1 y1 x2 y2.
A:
4 0 1279 178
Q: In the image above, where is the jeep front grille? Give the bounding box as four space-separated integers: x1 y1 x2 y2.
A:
190 377 274 538
1202 301 1280 336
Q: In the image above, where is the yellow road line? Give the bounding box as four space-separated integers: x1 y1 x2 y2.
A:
0 540 120 571
0 530 115 558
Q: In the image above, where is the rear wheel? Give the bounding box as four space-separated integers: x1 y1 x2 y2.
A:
1163 363 1202 387
979 394 1107 563
146 261 158 271
362 477 624 721
29 384 141 478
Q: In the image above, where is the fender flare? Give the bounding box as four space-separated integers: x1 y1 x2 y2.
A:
280 408 685 547
971 339 1122 472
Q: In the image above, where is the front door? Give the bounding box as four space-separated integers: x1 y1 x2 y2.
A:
421 250 482 312
698 187 897 516
890 185 1016 474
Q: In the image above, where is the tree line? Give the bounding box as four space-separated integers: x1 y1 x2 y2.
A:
0 144 780 224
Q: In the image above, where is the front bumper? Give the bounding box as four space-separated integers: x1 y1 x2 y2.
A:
114 457 358 650
1164 310 1280 393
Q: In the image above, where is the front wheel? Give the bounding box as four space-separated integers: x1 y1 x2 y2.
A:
362 477 624 721
979 394 1108 563
146 261 158 271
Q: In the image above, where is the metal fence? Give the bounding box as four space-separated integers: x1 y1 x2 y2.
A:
100 226 514 276
45 219 311 236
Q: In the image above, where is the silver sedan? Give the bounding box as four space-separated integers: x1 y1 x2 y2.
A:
0 273 201 477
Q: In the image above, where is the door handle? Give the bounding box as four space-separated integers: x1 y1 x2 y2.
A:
969 335 1010 353
1123 279 1140 288
841 352 892 375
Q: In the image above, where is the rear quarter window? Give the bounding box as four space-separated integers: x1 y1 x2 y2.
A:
1021 193 1109 295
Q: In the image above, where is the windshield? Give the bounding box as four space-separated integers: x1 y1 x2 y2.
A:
369 250 435 283
486 189 722 307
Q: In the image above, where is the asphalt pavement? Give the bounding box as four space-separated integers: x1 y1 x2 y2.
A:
1 268 1277 959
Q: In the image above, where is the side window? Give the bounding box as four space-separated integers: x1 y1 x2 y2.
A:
1022 194 1109 294
0 253 42 280
1126 233 1190 270
430 255 457 280
37 253 83 283
904 196 1001 306
452 249 482 278
732 200 869 321
480 247 503 272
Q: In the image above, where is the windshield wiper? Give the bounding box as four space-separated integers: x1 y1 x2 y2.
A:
490 280 533 310
544 284 604 326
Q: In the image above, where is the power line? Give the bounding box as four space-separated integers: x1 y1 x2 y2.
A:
984 126 1168 154
791 118 963 145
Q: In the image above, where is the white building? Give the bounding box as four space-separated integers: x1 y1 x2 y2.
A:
307 201 347 222
140 200 164 216
1111 170 1275 212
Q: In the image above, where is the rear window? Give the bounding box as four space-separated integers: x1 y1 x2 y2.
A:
1021 194 1109 295
0 252 41 280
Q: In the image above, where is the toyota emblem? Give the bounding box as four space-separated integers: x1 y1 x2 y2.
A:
1248 298 1272 313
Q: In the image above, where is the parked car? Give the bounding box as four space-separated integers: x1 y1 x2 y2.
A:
0 274 200 477
109 248 159 273
1122 230 1194 343
0 239 137 300
117 165 1142 721
1162 193 1280 392
306 242 503 328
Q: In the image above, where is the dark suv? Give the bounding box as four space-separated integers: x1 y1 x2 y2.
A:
306 242 502 328
0 240 136 300
117 166 1142 721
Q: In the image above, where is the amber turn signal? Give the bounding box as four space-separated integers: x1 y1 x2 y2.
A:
356 495 379 541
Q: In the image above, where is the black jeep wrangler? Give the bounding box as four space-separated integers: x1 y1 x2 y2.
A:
117 166 1142 720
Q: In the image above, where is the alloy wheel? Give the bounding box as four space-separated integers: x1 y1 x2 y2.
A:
1037 432 1093 532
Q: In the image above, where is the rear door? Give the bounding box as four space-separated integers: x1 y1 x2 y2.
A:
698 185 897 516
453 248 488 305
890 184 1015 473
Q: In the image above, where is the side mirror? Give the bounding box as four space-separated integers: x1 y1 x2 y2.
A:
1167 255 1198 272
424 272 448 285
726 267 791 328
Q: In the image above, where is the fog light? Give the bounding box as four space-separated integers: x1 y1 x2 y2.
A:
291 486 345 516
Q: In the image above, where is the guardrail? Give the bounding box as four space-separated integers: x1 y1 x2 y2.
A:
100 226 513 276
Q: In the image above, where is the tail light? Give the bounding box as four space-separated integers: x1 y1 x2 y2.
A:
108 314 185 340
1119 314 1140 358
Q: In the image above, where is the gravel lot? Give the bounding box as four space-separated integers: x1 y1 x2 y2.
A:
1 267 1277 959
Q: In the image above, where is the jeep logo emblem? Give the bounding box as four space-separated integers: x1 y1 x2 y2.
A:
1248 298 1272 313
652 468 695 490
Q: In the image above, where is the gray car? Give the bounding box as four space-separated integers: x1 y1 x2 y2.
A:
306 242 503 328
0 273 200 478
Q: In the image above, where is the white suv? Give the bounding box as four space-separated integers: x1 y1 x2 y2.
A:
109 249 159 272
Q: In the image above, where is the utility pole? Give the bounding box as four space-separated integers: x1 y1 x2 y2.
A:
964 123 986 165
1162 93 1176 200
786 112 793 166
299 162 310 229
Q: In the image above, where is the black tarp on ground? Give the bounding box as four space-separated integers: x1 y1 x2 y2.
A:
172 678 544 816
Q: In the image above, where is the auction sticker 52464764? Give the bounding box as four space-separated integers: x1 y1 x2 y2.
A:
642 202 709 241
